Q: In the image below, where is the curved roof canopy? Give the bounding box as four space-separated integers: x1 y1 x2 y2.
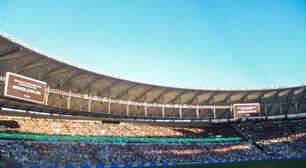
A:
0 33 306 105
0 33 306 119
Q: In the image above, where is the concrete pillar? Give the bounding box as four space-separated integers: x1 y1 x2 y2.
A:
196 105 199 118
108 102 111 114
162 107 165 118
126 104 130 116
264 102 268 116
144 106 148 117
67 90 72 109
44 86 50 106
279 100 283 115
179 108 182 118
88 96 92 112
213 104 216 118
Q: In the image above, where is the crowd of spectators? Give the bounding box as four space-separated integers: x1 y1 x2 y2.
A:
130 142 264 164
0 115 238 138
0 140 264 167
236 118 306 156
0 115 306 167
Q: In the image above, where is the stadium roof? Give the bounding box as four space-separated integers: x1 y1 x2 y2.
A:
1 32 306 108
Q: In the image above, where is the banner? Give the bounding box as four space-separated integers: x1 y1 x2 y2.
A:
4 72 46 104
233 103 260 118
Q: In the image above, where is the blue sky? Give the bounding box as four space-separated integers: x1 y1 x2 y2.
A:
1 0 306 89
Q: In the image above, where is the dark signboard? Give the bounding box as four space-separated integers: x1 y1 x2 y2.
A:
233 103 260 118
4 72 46 104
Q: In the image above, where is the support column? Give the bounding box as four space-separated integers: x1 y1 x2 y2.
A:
144 105 148 117
196 105 199 118
126 104 130 116
88 95 92 112
279 100 283 115
264 101 268 116
162 107 165 118
67 90 72 109
230 104 233 117
295 100 298 113
229 97 233 118
108 102 111 115
179 108 182 118
44 86 50 106
213 104 216 118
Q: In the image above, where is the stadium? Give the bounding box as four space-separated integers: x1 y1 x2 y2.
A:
1 1 306 167
0 31 306 168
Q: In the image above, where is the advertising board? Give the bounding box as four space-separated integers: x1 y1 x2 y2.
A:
233 103 260 118
4 72 46 104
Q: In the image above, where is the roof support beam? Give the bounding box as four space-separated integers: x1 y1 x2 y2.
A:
15 56 42 70
168 90 188 104
200 92 218 105
220 92 234 104
185 92 203 105
133 86 156 101
0 52 24 61
15 58 52 74
98 80 122 97
80 76 103 93
271 90 282 100
60 72 88 88
265 90 280 100
256 91 266 103
114 84 139 99
40 65 70 80
284 89 296 116
0 44 20 57
254 91 267 115
150 88 170 103
267 90 282 116
239 92 249 103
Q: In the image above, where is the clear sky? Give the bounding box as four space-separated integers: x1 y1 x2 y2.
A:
1 0 306 89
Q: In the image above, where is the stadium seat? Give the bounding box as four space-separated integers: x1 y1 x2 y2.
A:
290 155 298 159
47 165 59 168
110 163 119 168
95 163 105 168
170 162 177 167
30 165 40 168
149 162 157 167
161 161 168 167
65 163 74 168
80 163 90 168
136 163 145 167
123 163 132 168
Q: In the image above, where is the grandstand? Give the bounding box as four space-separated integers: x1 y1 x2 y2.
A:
0 32 306 120
0 33 306 168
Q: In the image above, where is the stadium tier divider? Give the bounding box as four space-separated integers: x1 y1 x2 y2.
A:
0 132 241 143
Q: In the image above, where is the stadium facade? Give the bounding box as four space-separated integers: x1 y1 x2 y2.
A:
0 32 306 121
